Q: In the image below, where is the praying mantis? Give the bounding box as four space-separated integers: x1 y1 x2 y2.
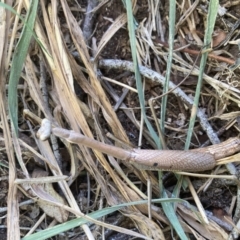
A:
37 119 240 172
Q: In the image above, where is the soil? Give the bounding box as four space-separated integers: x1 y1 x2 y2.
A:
3 0 240 239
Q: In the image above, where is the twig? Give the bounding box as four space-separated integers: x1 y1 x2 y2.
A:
155 39 235 65
82 0 99 42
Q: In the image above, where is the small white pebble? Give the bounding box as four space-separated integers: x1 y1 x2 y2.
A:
36 119 52 141
218 6 227 16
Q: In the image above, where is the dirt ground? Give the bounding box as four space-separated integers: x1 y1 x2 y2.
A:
2 0 240 239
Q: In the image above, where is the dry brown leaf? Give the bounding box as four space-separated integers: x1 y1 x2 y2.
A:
108 182 167 238
126 211 166 240
177 204 228 240
31 169 69 223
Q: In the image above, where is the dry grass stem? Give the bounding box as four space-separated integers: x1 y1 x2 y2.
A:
2 1 240 239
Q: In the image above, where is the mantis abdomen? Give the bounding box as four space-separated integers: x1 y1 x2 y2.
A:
51 127 240 172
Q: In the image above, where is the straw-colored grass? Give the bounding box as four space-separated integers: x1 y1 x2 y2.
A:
1 0 240 239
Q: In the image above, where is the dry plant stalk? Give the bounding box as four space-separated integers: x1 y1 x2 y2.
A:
46 126 240 172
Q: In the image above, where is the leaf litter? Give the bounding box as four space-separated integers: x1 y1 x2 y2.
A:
1 0 240 239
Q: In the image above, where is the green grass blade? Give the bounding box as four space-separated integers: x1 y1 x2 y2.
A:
1 2 39 134
162 190 188 240
185 0 219 149
7 1 39 134
160 0 176 132
22 198 184 240
158 1 188 239
0 3 50 59
123 0 161 148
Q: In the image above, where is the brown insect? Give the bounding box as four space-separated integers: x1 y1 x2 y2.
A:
51 127 240 172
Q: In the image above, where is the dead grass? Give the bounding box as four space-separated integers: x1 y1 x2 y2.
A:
1 0 240 239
